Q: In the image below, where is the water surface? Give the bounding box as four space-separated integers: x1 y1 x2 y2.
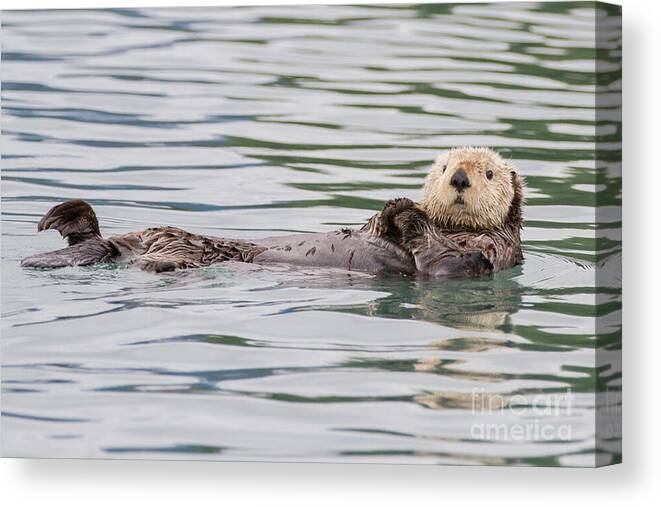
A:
1 2 621 466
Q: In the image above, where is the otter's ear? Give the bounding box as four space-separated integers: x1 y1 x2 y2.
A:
424 151 450 192
432 151 450 174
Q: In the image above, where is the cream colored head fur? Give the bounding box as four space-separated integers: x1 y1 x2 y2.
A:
421 147 524 231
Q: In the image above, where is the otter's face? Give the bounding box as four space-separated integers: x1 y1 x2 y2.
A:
421 147 521 231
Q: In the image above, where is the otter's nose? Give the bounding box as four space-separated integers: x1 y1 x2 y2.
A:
450 169 471 192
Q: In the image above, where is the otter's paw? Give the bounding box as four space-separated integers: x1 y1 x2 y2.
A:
393 207 429 245
461 251 494 277
133 258 178 273
373 197 417 239
428 251 493 278
382 197 416 213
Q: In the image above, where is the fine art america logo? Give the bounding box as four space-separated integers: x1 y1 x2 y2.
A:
470 388 575 442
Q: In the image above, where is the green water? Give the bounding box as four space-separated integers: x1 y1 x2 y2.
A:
1 2 621 466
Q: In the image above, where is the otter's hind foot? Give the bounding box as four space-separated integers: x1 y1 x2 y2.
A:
21 199 121 269
37 199 101 246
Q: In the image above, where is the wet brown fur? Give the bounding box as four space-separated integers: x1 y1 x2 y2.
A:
21 148 524 277
361 147 524 276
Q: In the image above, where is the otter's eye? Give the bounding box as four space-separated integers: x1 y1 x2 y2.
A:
442 164 447 173
486 170 494 180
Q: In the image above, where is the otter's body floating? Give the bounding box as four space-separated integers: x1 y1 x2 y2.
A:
21 148 524 278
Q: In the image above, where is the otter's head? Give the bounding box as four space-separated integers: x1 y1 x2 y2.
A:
420 147 524 231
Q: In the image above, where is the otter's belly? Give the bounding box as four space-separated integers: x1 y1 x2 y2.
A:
253 230 415 275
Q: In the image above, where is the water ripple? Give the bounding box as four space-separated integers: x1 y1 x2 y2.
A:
1 3 621 466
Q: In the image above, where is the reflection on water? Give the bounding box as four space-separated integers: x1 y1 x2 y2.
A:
1 3 621 466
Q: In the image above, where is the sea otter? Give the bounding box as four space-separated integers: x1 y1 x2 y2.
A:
20 147 524 278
